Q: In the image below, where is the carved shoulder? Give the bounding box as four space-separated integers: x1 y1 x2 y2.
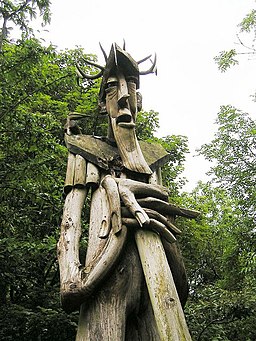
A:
65 134 170 172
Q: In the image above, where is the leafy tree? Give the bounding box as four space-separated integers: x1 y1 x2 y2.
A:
136 109 189 194
186 7 256 335
0 0 51 51
0 38 102 340
179 103 256 341
199 105 256 227
214 8 256 72
179 182 256 341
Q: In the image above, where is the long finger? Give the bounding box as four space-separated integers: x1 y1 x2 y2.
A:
122 217 176 244
138 197 200 219
121 207 181 235
117 182 150 227
101 175 122 234
144 208 182 235
116 178 169 201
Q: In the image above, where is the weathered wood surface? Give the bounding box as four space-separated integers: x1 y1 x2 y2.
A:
110 118 153 174
58 188 87 306
135 230 192 341
59 165 194 339
59 42 197 341
132 170 192 340
64 152 76 193
86 161 100 187
65 134 171 172
76 185 145 341
74 154 87 186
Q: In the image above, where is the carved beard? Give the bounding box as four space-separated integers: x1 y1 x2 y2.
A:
111 118 152 175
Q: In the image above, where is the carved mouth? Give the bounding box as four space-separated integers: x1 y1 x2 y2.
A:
116 114 135 128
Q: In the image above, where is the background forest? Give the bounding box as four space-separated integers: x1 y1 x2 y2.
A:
0 1 255 340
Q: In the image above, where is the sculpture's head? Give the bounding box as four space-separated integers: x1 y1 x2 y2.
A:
77 43 156 175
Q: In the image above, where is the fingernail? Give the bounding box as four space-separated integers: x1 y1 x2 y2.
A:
98 219 110 238
135 211 150 227
112 212 122 234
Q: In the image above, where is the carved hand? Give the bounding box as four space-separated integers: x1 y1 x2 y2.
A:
101 175 182 243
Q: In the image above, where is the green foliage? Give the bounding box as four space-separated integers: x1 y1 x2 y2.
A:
136 110 188 195
181 105 256 340
0 305 77 341
239 9 256 32
208 14 256 337
199 106 256 225
136 109 160 140
159 134 189 195
0 0 51 50
214 7 256 72
214 49 238 72
0 38 101 339
179 183 256 340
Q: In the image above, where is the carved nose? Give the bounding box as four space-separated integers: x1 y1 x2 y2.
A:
118 94 130 109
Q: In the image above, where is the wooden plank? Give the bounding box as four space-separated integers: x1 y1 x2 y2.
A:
86 162 100 187
64 152 76 194
135 230 192 341
65 134 171 172
74 155 87 187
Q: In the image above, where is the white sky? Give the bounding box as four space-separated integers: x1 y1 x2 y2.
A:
38 0 256 191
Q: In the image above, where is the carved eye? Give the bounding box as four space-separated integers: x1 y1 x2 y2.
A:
106 81 118 88
106 76 118 90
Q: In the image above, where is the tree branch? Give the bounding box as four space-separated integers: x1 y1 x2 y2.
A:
0 73 73 120
197 315 238 341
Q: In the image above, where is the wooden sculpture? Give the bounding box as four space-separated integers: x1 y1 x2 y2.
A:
58 43 199 340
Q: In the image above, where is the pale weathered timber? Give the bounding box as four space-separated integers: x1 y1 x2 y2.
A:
132 168 192 340
138 197 200 219
59 183 128 314
76 237 143 341
86 161 100 187
58 187 87 311
74 154 87 187
135 229 192 341
110 117 152 174
121 206 181 235
81 185 127 294
101 175 122 234
65 134 170 172
64 152 76 193
76 187 138 341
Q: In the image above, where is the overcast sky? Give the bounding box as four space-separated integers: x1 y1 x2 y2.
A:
38 0 256 190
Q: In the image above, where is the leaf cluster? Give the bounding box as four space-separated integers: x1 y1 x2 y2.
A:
214 8 256 72
0 0 51 49
180 106 256 340
0 38 101 339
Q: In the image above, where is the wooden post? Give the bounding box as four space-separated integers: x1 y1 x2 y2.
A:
135 230 192 341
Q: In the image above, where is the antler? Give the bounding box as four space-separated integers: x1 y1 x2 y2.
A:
76 58 104 80
99 42 108 62
137 54 152 64
139 53 157 75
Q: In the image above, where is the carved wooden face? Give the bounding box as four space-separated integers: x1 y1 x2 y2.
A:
105 71 138 126
105 70 152 175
